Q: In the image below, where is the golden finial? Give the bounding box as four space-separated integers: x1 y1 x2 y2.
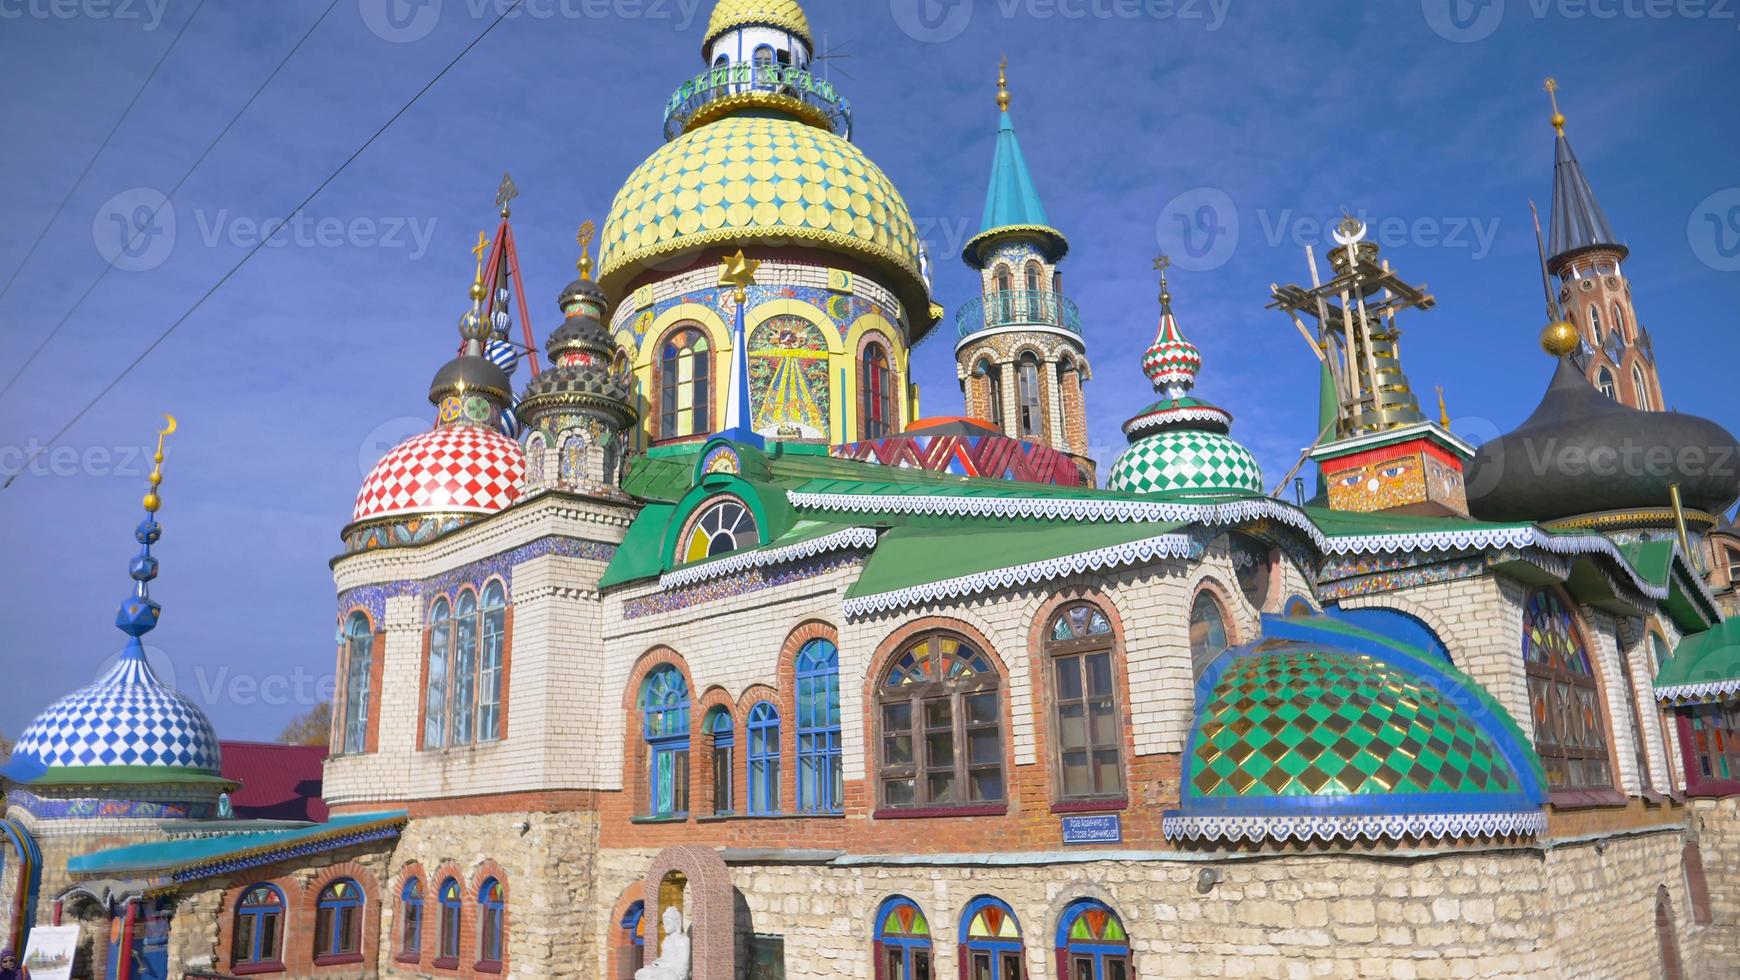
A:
718 249 760 302
143 414 177 513
470 230 490 304
996 56 1010 112
1153 253 1172 304
1540 319 1580 357
576 221 596 281
1436 386 1450 428
1544 77 1566 134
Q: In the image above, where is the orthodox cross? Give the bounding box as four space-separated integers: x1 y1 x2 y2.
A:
496 172 518 218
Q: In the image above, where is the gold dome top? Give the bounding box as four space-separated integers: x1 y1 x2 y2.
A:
705 0 812 48
597 114 927 312
1540 319 1579 357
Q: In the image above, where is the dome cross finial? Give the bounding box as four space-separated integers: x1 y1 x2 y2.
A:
577 220 596 281
1153 253 1172 307
996 55 1011 112
496 171 518 218
1544 76 1566 133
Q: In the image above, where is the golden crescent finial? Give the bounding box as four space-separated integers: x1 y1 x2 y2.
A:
1544 77 1566 133
144 413 177 513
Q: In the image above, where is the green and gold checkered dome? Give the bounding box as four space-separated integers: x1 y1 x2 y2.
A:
598 114 927 311
1165 634 1547 843
1107 427 1263 498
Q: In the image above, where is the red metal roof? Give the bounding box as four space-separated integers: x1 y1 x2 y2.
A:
219 741 328 822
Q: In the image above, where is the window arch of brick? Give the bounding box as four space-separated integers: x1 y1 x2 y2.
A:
335 607 384 756
1029 589 1136 810
696 686 740 817
1521 586 1622 804
471 861 510 973
394 862 429 966
1187 578 1240 680
228 880 288 973
609 883 649 980
625 649 698 820
778 621 843 815
306 862 379 969
856 331 900 441
737 684 782 816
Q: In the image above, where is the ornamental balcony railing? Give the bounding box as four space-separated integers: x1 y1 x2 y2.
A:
956 289 1083 341
663 63 852 142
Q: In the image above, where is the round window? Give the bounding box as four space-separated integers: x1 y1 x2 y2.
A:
683 499 758 562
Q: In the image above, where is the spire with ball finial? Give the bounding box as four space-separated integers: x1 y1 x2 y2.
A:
996 55 1011 112
1142 255 1203 400
1545 77 1566 134
118 414 176 640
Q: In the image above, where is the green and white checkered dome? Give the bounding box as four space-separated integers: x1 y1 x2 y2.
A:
1109 427 1264 497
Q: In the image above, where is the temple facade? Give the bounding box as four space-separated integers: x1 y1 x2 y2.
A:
6 5 1740 979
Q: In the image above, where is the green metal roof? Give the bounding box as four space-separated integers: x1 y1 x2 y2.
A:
68 811 407 881
1656 617 1740 704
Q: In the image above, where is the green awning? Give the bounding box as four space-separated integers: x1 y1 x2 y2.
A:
68 811 408 882
1656 618 1740 705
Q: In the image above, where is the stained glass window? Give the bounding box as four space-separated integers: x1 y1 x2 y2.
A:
641 665 691 817
796 639 843 814
1522 588 1612 792
340 612 373 755
862 341 894 440
706 707 734 815
682 498 758 564
961 897 1023 980
659 327 711 440
477 878 505 966
314 879 363 959
1048 603 1123 801
1190 589 1230 678
749 316 830 439
747 701 781 815
1057 899 1130 980
1687 703 1740 790
400 878 423 957
233 884 283 967
877 633 1003 810
874 897 933 980
438 878 462 962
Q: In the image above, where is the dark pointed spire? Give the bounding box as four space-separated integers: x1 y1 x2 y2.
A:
1544 78 1625 265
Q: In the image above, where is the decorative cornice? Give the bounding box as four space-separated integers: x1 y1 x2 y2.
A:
659 527 879 590
1161 809 1546 844
681 90 833 136
842 532 1195 619
1122 405 1233 438
1656 679 1740 706
1546 508 1721 532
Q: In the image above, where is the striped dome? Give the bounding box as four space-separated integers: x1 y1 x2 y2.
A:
7 643 221 779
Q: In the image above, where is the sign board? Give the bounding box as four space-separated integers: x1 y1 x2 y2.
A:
1060 813 1122 845
22 925 80 980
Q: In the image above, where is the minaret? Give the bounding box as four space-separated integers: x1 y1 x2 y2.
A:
955 59 1093 481
1544 78 1664 411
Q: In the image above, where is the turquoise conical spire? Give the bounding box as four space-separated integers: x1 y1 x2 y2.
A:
962 59 1068 267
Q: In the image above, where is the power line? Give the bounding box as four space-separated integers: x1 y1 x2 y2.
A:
0 0 209 309
4 1 528 491
0 0 343 403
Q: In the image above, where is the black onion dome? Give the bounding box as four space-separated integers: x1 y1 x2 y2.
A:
522 362 629 404
1465 358 1740 522
559 275 608 311
428 355 512 405
546 311 615 362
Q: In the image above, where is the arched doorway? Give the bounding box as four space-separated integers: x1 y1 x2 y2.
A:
1656 886 1684 980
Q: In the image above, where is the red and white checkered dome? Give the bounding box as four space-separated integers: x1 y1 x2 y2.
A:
353 425 526 523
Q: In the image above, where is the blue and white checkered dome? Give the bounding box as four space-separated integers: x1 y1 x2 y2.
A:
6 640 222 779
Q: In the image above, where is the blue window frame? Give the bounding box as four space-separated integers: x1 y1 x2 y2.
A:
747 701 781 815
874 896 932 980
642 665 691 816
232 884 284 968
795 639 843 813
340 612 373 754
314 878 363 959
1055 898 1130 980
399 878 423 958
706 708 735 815
622 901 646 973
960 896 1023 980
477 877 505 966
438 878 462 963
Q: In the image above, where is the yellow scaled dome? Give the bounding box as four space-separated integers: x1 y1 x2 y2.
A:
598 114 927 310
705 0 812 48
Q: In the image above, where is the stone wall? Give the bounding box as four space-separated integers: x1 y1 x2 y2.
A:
1691 797 1740 975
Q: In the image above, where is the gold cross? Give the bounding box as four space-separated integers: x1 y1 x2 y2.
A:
472 231 491 265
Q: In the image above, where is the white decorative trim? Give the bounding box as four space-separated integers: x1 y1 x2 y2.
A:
786 491 1687 606
1305 419 1477 461
1161 809 1546 843
1656 679 1740 705
659 527 880 590
842 532 1195 618
1122 405 1233 437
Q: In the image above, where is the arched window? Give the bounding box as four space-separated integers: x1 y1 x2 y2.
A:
477 878 505 968
994 266 1014 321
1024 263 1041 321
1047 603 1123 802
1612 301 1627 340
974 358 1005 430
1653 631 1674 666
559 432 587 485
713 53 728 68
705 708 735 815
314 878 363 961
682 497 758 564
620 901 647 975
1618 643 1653 793
339 612 373 755
1017 352 1042 438
1055 899 1131 980
796 638 843 814
753 43 775 68
437 878 462 965
1189 589 1231 678
1633 364 1654 411
1229 533 1274 610
641 665 691 817
659 328 712 440
873 897 933 980
746 701 781 815
876 632 1004 810
861 341 894 440
961 896 1023 980
399 878 424 959
451 590 480 745
479 581 507 741
424 597 453 749
525 431 546 485
1596 368 1617 399
1588 304 1603 342
1522 588 1612 793
232 884 284 969
1656 886 1684 980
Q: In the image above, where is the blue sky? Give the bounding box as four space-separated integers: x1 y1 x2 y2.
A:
1 0 1737 741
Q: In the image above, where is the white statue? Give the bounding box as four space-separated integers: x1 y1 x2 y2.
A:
635 906 691 980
